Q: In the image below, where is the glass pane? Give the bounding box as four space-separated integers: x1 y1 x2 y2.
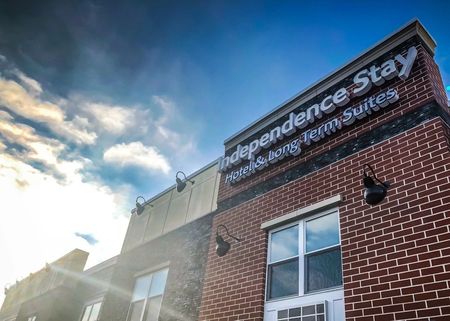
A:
302 305 315 315
148 269 168 297
289 308 301 317
268 258 299 299
277 310 288 319
316 304 324 313
306 248 342 292
270 225 298 262
129 300 145 321
132 275 152 301
81 305 92 321
144 296 163 321
89 302 102 321
306 212 339 252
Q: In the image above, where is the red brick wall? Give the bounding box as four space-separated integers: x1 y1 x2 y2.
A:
198 118 450 321
218 43 446 203
341 119 450 321
423 47 449 110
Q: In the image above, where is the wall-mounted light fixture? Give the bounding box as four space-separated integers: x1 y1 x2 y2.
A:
176 171 195 192
216 224 241 257
134 196 153 216
363 164 390 205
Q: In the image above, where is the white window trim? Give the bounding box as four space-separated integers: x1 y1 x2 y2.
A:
79 299 103 321
265 207 342 302
261 194 342 230
82 297 104 307
263 197 345 321
126 267 169 321
133 262 169 278
268 221 299 265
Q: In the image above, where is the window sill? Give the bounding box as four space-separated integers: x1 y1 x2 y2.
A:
265 285 344 303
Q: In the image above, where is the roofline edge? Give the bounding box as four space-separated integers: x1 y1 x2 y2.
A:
223 19 437 150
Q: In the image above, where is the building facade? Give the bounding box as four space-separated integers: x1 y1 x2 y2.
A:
2 19 450 321
198 19 450 321
0 249 89 321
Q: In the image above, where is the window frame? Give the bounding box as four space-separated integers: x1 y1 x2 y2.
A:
266 208 342 302
267 221 300 300
79 299 103 321
126 267 169 321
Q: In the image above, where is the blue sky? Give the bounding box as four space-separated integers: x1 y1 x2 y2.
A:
0 0 449 303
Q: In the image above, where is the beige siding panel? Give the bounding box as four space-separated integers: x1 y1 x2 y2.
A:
144 197 171 241
212 172 220 211
191 164 216 184
163 192 190 233
121 162 220 252
123 210 149 251
186 176 216 223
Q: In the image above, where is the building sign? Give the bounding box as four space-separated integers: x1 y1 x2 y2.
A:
219 46 418 184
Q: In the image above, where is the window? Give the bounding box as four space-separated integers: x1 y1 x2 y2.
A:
80 301 102 321
128 268 168 321
277 303 326 321
267 210 342 300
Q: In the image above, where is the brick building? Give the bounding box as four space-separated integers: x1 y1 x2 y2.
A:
2 19 450 321
198 19 450 321
0 249 90 321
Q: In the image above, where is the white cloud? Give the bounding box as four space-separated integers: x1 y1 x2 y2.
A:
0 149 130 305
82 102 137 134
103 141 171 174
0 112 56 146
150 95 197 155
0 78 64 122
0 110 13 120
153 95 175 124
0 77 97 145
53 116 97 145
0 66 206 306
0 114 90 181
13 69 43 95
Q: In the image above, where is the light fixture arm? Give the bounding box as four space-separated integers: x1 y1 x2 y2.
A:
133 196 152 215
216 224 241 242
176 171 195 184
136 196 146 205
363 164 389 189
